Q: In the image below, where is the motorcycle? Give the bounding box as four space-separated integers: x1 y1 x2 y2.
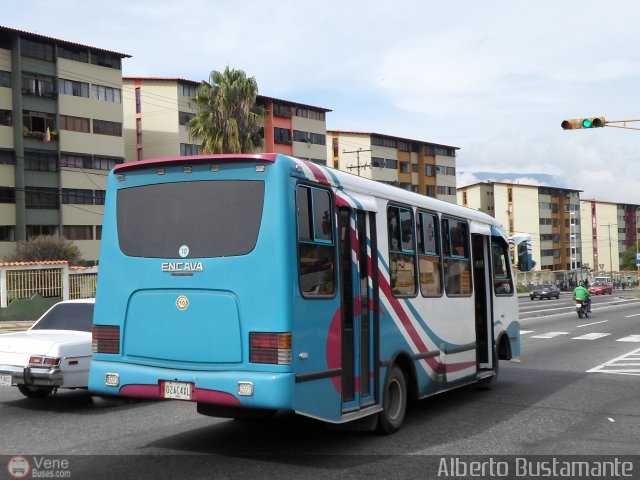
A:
574 297 590 319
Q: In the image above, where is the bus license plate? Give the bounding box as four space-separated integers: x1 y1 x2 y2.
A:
162 381 192 400
0 375 12 386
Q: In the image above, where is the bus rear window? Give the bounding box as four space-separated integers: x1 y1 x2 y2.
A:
117 180 264 258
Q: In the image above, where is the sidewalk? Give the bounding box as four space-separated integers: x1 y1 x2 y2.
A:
0 321 34 333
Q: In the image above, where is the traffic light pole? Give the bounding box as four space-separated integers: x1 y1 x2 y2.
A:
602 119 640 131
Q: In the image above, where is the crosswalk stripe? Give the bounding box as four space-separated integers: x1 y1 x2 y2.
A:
530 332 568 339
616 335 640 342
572 333 611 340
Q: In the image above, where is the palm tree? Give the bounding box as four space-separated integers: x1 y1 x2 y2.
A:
188 67 265 154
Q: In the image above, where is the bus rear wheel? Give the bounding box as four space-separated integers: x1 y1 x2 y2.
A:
378 366 407 434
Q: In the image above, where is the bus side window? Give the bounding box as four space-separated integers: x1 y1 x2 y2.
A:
388 205 416 296
442 218 472 296
417 211 442 297
492 239 513 296
296 186 335 297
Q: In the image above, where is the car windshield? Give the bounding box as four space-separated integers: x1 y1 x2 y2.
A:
31 303 94 332
535 285 551 290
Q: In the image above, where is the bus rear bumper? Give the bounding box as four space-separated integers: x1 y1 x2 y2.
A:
89 360 294 410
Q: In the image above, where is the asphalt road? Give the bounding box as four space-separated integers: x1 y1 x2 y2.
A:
1 293 640 479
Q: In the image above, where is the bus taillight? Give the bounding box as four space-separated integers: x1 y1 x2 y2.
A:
249 332 292 365
92 326 120 354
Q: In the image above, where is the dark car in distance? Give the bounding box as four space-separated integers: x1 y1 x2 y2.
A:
530 283 560 300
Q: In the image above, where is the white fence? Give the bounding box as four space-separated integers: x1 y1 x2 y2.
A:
0 262 97 308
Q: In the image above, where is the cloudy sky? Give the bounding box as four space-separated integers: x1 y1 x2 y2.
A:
6 1 640 203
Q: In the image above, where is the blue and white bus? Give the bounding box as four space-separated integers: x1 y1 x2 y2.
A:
89 153 519 433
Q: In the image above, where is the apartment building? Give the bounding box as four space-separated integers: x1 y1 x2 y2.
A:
458 182 582 271
122 77 331 164
327 131 459 203
0 26 130 262
579 199 638 273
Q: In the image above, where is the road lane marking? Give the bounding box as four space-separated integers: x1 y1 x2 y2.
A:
520 330 534 335
572 333 611 340
625 313 640 318
576 320 609 328
588 347 640 376
616 335 640 342
530 332 568 339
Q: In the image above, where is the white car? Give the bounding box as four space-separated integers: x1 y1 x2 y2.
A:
0 299 94 399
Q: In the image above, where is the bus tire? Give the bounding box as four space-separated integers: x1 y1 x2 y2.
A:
377 365 407 435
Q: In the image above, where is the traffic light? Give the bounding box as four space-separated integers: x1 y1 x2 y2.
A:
561 117 606 130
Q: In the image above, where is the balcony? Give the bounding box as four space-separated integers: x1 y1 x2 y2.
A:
22 127 59 141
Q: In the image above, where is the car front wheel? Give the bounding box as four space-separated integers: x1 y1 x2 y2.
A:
17 385 53 399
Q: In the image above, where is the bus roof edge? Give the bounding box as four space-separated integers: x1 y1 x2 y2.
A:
113 153 279 173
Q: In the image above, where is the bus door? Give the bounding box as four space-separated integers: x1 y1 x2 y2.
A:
338 208 378 413
471 233 493 369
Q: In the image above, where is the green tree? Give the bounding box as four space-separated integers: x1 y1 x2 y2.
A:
188 67 265 154
620 244 639 270
3 235 82 265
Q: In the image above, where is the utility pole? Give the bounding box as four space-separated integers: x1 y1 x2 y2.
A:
601 223 615 284
342 148 372 176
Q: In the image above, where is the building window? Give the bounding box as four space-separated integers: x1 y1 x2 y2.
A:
437 186 447 195
0 187 16 203
63 225 93 240
26 225 59 237
399 162 410 173
179 111 195 125
21 39 54 62
180 143 199 156
93 119 122 136
92 155 123 170
0 225 15 241
89 51 121 69
274 127 291 144
0 70 10 88
0 109 11 126
425 164 435 177
273 103 291 118
24 149 57 172
26 187 59 209
91 84 122 103
136 118 142 144
59 79 89 98
388 205 416 296
58 45 89 63
332 137 339 158
95 225 102 240
23 110 56 134
296 185 335 297
62 189 93 205
426 185 435 197
178 82 198 98
447 187 456 196
60 115 90 133
22 73 56 97
60 153 92 168
94 190 106 205
135 87 141 113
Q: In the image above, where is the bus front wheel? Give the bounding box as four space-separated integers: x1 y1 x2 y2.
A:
378 365 407 434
